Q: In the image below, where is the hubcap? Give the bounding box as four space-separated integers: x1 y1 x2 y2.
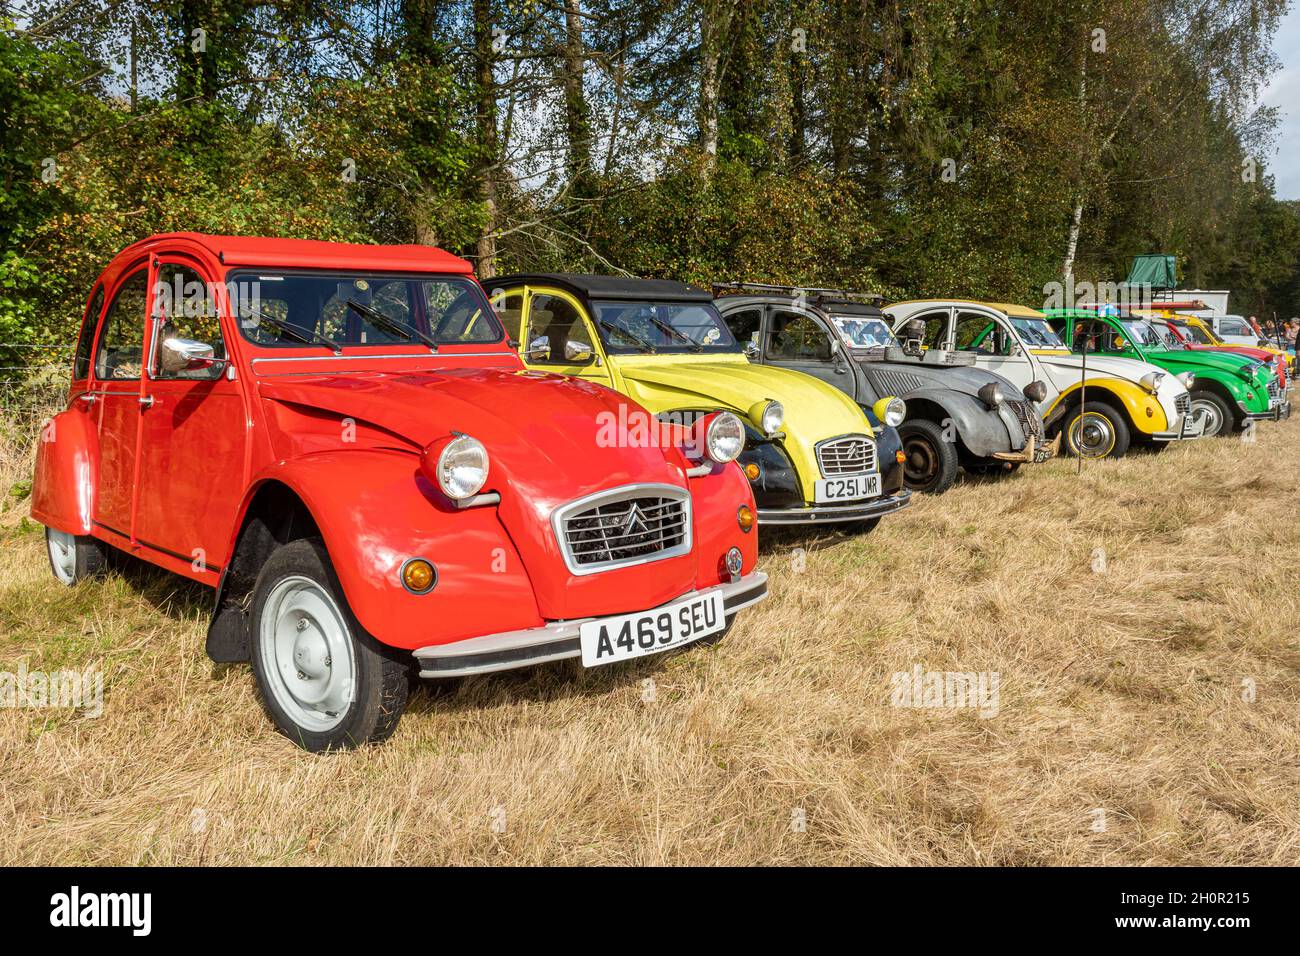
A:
1070 412 1114 459
259 576 356 733
903 435 941 488
1189 397 1224 437
46 528 76 585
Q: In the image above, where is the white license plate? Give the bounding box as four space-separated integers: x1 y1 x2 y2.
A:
1180 415 1203 439
579 592 725 667
813 473 881 503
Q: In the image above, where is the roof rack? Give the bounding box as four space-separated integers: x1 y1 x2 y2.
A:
711 281 883 305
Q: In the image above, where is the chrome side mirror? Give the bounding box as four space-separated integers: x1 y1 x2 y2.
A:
564 340 594 362
524 335 550 362
743 342 760 361
160 337 218 375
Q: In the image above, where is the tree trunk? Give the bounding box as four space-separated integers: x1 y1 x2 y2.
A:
697 1 723 177
1062 199 1083 287
473 0 499 278
561 0 593 196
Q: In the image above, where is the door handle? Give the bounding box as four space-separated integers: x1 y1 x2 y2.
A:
74 393 98 406
139 396 156 409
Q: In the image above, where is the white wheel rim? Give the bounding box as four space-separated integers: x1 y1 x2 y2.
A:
259 575 357 733
1189 398 1223 436
47 529 76 585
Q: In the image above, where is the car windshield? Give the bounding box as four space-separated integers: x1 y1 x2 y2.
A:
831 314 896 348
231 271 503 348
1009 317 1065 348
591 299 741 354
1154 322 1188 349
1119 319 1165 350
1180 321 1215 344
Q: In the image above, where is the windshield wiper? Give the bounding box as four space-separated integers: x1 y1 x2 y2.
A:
346 299 439 352
599 319 655 353
646 315 702 352
243 307 342 353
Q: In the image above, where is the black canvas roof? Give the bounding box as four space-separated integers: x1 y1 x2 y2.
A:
816 298 884 317
490 273 712 303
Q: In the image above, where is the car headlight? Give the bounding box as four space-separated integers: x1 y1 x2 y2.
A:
872 395 906 427
977 382 1004 408
1139 371 1164 394
749 399 784 436
1177 371 1195 387
435 434 489 500
704 411 745 463
1024 380 1048 403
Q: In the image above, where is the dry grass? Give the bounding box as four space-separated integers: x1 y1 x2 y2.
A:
2 412 1299 865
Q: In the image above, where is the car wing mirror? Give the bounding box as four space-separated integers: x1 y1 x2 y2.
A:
524 335 550 362
160 336 219 374
743 341 760 361
564 339 594 362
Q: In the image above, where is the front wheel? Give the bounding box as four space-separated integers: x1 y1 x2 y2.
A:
898 419 959 494
1062 402 1131 460
44 527 108 586
250 537 411 752
1187 389 1234 438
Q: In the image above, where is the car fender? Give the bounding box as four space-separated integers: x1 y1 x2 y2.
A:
30 407 98 535
1042 377 1168 435
234 448 543 651
897 388 1016 459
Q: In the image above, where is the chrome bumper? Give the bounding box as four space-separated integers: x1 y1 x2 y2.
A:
1151 412 1206 441
756 489 912 526
412 572 769 678
1247 400 1291 422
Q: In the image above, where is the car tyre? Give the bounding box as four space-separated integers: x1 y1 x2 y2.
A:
898 419 959 494
44 526 108 585
1062 402 1130 460
250 537 411 752
1188 389 1234 438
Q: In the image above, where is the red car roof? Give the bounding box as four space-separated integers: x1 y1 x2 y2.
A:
104 233 474 281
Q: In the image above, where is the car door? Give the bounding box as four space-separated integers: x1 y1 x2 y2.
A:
764 307 856 398
88 265 150 541
518 286 614 390
953 310 1035 391
132 257 248 575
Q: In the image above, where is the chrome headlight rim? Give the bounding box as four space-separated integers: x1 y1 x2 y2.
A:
976 382 1004 409
436 434 490 500
704 411 745 464
881 396 906 427
1177 371 1196 388
1138 371 1165 394
757 399 784 437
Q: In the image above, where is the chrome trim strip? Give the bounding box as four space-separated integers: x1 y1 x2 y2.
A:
250 351 509 366
551 482 692 576
413 572 768 678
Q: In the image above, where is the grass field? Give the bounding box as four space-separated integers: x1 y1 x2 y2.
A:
2 413 1299 865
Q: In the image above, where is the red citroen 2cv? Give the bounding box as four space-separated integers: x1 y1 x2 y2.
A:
31 234 767 751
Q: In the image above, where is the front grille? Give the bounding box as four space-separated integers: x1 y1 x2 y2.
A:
1006 399 1043 439
1175 393 1191 415
553 485 692 575
816 435 876 476
1268 380 1280 400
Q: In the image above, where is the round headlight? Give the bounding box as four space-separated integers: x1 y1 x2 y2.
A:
436 434 489 500
977 382 1004 408
1024 380 1048 403
872 395 906 427
705 412 745 463
1177 371 1195 387
1139 371 1164 393
751 399 783 435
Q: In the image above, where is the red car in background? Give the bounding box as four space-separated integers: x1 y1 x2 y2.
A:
31 234 768 751
1147 315 1288 389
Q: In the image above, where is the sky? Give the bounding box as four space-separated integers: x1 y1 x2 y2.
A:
1263 3 1300 199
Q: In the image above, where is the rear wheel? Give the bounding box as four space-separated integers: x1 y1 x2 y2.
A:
1062 402 1131 460
44 527 108 585
250 537 411 752
898 419 959 494
1187 389 1233 438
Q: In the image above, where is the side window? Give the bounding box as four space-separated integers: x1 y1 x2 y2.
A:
74 286 105 381
956 311 1013 356
489 291 524 344
898 309 949 349
724 307 763 350
767 310 833 362
527 293 592 365
94 269 148 380
1220 318 1250 336
152 264 228 380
